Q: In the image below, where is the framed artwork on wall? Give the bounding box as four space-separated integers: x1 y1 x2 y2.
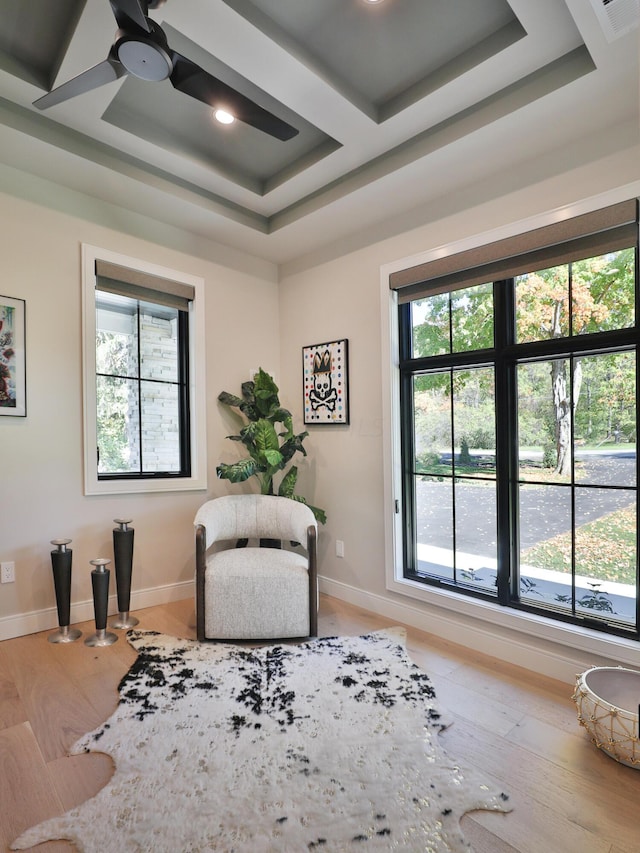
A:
0 295 26 417
303 338 349 425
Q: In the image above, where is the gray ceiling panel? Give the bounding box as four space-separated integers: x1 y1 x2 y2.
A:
0 0 635 265
222 0 520 118
0 0 86 87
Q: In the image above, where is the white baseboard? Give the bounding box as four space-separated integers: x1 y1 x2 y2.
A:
5 574 636 686
0 580 195 642
318 576 640 685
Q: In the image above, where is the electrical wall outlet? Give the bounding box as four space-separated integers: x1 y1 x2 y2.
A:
336 540 344 558
1 561 15 583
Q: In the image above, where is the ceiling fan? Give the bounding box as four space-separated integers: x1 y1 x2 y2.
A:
32 0 298 141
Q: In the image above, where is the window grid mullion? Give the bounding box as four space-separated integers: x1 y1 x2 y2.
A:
136 302 143 476
494 279 517 606
449 368 457 585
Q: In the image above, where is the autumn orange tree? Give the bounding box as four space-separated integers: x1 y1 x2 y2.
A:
515 248 635 474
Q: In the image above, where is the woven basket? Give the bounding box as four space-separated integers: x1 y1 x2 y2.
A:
573 666 640 768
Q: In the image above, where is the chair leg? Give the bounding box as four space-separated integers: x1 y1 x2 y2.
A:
195 525 206 642
308 525 318 637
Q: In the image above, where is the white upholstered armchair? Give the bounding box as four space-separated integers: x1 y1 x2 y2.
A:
194 494 318 642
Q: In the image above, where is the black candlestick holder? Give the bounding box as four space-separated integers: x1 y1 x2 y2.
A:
85 558 118 647
110 518 139 629
48 539 82 644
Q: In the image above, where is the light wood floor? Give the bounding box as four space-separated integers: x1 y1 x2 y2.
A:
1 595 639 853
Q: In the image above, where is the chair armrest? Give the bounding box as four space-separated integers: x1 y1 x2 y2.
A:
195 523 207 642
307 524 318 636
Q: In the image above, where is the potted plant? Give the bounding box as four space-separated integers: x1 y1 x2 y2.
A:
216 368 326 524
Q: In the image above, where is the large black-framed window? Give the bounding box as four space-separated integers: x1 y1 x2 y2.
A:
396 201 640 639
95 261 192 481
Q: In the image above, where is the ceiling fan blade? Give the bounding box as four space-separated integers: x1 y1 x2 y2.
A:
33 53 126 110
109 0 151 33
169 52 299 141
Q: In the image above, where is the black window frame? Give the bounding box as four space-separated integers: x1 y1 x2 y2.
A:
398 232 640 641
95 271 192 483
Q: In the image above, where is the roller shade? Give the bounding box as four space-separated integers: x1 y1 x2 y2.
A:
391 199 638 304
95 260 195 311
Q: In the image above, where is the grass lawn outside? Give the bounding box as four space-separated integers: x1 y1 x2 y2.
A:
521 504 636 586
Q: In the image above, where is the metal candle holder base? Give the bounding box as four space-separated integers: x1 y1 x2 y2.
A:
85 558 118 647
111 611 139 629
110 518 139 630
48 624 83 644
85 626 118 648
48 538 82 644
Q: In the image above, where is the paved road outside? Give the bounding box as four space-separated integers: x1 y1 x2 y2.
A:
416 450 636 557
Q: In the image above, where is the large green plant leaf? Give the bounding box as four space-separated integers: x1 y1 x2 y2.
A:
217 391 244 408
280 432 309 465
253 419 284 470
308 504 327 525
272 408 294 439
240 381 255 401
264 449 284 468
289 493 327 525
218 388 260 422
278 465 298 498
216 458 257 483
253 369 281 417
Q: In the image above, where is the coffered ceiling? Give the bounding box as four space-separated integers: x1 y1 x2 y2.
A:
0 0 637 267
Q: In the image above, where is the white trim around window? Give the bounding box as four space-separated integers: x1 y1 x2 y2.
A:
82 244 207 495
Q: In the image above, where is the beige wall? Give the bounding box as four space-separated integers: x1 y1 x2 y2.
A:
0 189 280 636
279 146 640 681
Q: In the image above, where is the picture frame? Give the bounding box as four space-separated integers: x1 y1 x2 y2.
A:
303 338 349 425
0 295 26 417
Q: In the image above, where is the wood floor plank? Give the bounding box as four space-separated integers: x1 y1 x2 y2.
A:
47 752 115 812
0 722 68 852
447 658 579 734
460 814 520 853
504 710 618 777
0 646 25 731
442 714 640 852
133 599 197 639
429 672 525 737
2 633 117 764
467 790 611 853
610 844 640 853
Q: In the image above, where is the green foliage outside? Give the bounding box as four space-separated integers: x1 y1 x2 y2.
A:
96 330 129 472
216 369 326 524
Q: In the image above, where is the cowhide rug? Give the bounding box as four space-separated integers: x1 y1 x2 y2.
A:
12 629 509 852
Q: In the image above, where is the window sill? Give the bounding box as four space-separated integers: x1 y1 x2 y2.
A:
85 473 207 496
387 572 640 671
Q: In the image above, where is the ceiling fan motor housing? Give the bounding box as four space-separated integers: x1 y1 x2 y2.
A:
115 25 173 81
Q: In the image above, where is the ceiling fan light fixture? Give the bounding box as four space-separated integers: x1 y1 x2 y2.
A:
214 108 235 125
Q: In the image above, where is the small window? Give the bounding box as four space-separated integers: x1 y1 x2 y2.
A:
96 290 187 477
82 245 207 495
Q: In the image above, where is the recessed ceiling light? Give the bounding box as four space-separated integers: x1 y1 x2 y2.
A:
214 109 235 125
